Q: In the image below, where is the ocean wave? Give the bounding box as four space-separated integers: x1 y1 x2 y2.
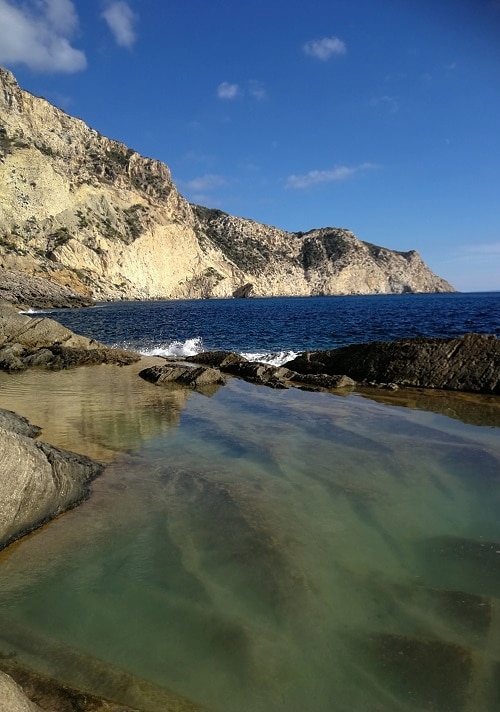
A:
135 336 299 366
240 350 300 367
139 336 205 358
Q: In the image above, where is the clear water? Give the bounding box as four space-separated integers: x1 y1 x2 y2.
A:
1 294 499 711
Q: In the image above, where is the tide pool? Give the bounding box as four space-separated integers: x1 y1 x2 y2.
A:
0 364 499 711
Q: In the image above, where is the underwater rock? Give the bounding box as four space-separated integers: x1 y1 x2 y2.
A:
368 632 474 711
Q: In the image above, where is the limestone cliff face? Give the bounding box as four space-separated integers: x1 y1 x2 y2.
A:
0 67 454 300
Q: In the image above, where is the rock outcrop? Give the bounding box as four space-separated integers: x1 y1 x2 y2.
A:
139 363 226 390
0 267 92 308
285 333 500 394
184 352 356 391
0 408 104 551
0 66 454 302
0 303 139 371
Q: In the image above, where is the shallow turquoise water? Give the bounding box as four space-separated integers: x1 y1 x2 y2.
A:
1 372 500 711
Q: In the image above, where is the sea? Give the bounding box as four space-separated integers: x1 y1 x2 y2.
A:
0 291 499 712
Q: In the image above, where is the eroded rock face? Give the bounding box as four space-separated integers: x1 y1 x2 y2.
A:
0 304 139 371
0 409 104 551
285 333 500 394
0 66 454 300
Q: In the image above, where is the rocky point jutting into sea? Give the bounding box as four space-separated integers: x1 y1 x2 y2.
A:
0 65 454 306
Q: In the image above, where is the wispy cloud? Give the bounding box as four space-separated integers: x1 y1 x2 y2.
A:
102 1 137 48
459 241 500 256
217 81 240 100
217 80 267 101
303 36 346 61
369 95 399 114
286 163 375 189
182 174 227 192
249 80 267 101
0 0 86 72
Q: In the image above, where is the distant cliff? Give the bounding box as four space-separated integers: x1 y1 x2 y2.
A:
0 67 454 302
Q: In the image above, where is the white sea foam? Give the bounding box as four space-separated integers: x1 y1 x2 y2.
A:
19 308 53 315
241 350 300 367
139 336 205 358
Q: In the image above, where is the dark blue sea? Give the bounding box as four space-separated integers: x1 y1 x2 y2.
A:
1 291 499 712
45 291 500 363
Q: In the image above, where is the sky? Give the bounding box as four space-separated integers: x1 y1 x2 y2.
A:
0 0 499 291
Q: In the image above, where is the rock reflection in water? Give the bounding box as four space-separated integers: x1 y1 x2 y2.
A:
0 378 499 711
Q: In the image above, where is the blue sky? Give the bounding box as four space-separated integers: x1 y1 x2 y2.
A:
0 0 499 291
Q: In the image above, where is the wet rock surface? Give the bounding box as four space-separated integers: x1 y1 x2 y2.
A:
285 333 500 394
0 304 139 372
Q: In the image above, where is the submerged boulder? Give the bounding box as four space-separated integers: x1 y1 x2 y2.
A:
285 333 500 394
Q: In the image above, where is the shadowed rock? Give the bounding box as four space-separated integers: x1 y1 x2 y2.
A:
285 333 500 394
185 350 247 368
139 364 226 390
186 350 356 390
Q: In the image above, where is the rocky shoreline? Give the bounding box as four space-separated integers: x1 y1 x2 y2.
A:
0 307 498 711
139 332 500 396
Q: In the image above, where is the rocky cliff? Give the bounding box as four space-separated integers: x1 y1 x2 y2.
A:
0 67 454 301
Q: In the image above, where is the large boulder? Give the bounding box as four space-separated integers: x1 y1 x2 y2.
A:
0 409 104 551
139 364 226 390
285 333 500 394
0 671 43 712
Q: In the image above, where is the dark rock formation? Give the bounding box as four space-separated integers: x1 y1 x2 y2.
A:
285 333 500 394
233 283 253 298
0 268 93 309
139 364 226 389
291 373 356 391
185 351 356 391
185 350 247 368
0 303 139 371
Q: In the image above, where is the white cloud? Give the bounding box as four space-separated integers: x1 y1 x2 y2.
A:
183 174 227 192
459 242 500 256
217 81 240 100
249 80 267 101
0 0 86 72
303 36 346 61
102 1 137 48
369 95 399 114
286 163 375 189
